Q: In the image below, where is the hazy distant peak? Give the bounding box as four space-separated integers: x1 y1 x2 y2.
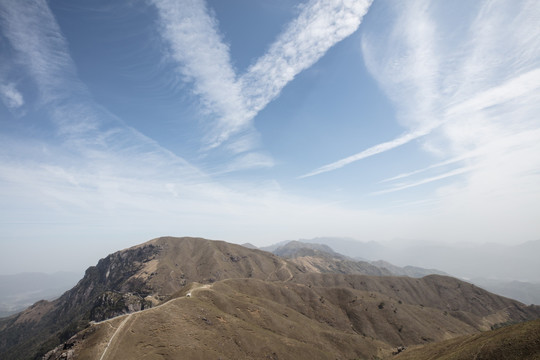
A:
240 243 258 249
370 260 449 278
273 240 339 258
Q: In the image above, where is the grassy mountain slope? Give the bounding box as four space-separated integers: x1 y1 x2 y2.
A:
48 280 388 360
394 318 540 360
46 274 540 360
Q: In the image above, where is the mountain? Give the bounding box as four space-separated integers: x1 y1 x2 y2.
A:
267 240 447 278
470 278 540 306
293 238 540 304
301 237 540 283
2 236 540 360
370 260 449 278
0 237 299 359
302 237 388 261
43 273 540 360
271 240 392 276
0 272 81 317
394 318 540 360
240 242 258 249
259 239 293 253
272 240 340 258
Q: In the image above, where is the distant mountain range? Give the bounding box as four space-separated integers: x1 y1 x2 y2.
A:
266 240 451 278
1 236 539 360
296 237 540 283
0 272 81 317
285 237 540 305
270 240 393 276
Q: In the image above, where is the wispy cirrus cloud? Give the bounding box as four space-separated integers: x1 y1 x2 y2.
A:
0 0 85 107
301 66 540 179
299 126 433 178
152 0 373 151
0 0 204 181
302 0 540 197
373 166 475 196
381 153 476 184
0 83 24 109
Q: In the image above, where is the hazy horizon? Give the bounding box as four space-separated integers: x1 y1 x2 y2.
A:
1 0 539 274
1 236 539 277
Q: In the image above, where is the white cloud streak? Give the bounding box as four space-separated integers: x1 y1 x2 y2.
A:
373 166 475 195
299 126 433 178
0 83 24 109
240 0 373 114
152 0 373 150
308 65 540 180
150 0 250 149
381 154 475 183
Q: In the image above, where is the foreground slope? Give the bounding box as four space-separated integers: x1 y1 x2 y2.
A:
46 275 540 359
46 280 388 360
394 318 540 360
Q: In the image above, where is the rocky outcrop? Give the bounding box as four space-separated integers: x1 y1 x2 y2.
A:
89 292 152 322
0 242 162 360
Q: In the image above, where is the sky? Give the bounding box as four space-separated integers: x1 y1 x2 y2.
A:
0 0 539 274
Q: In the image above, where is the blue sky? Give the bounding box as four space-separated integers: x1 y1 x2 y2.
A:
1 0 539 273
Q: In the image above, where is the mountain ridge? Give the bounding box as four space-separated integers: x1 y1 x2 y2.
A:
0 237 301 359
1 236 539 359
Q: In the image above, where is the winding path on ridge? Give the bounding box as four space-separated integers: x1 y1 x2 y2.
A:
280 259 294 282
266 258 294 282
96 283 213 360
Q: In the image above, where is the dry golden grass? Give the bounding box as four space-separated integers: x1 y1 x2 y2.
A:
394 318 540 360
65 275 540 360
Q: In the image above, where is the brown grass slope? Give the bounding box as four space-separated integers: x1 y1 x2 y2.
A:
46 275 540 360
394 318 540 360
52 281 388 360
0 237 301 359
293 273 540 329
